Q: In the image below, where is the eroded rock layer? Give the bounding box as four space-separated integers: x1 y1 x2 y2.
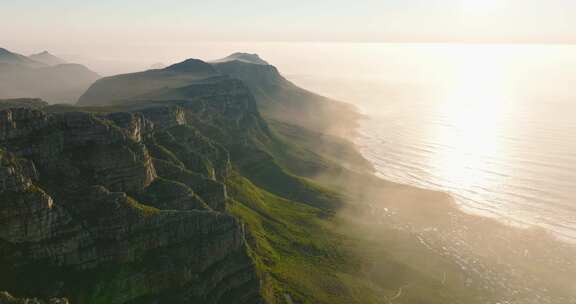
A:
0 91 266 303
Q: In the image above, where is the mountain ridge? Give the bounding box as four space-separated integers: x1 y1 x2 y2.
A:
0 47 47 68
79 53 359 137
212 52 270 65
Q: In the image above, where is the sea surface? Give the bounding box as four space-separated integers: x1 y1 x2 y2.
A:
80 42 576 242
276 43 576 242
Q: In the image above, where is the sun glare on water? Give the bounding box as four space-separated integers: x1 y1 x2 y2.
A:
427 46 517 192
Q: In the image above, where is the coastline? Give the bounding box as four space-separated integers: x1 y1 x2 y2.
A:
351 98 576 246
354 113 576 244
332 102 576 303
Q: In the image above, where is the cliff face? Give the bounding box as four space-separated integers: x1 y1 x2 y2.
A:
0 93 265 303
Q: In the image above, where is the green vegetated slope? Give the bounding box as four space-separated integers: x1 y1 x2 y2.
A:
227 118 485 304
206 54 492 304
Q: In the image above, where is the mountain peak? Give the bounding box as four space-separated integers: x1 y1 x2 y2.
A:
213 53 270 65
29 50 67 66
165 58 216 73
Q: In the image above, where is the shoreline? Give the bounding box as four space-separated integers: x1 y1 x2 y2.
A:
302 93 576 301
352 113 576 245
342 125 576 302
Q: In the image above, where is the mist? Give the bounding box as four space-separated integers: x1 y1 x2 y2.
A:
3 0 576 302
2 41 576 303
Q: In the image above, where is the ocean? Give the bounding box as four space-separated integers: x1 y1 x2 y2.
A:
277 43 576 242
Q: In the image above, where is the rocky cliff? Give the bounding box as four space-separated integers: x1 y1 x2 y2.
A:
0 92 266 303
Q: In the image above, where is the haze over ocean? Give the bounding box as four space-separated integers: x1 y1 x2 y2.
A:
280 43 576 242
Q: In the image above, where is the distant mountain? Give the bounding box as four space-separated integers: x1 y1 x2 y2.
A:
0 47 100 103
212 52 270 65
28 51 67 66
78 59 219 106
211 54 359 136
0 47 46 68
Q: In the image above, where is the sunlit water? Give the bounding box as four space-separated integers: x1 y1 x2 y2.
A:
277 43 576 242
82 42 576 242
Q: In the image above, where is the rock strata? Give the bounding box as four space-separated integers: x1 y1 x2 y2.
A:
0 98 264 303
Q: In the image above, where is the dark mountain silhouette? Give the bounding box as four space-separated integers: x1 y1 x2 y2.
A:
78 59 219 105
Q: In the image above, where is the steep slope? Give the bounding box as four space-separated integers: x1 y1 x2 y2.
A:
211 55 359 137
0 99 265 303
77 58 340 209
28 51 67 66
215 54 576 304
0 48 100 103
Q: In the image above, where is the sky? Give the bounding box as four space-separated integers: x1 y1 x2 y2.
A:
1 0 575 46
1 0 575 74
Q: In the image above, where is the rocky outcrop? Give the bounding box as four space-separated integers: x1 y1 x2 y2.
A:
0 108 49 141
0 101 264 303
0 152 58 243
0 99 48 110
138 105 186 130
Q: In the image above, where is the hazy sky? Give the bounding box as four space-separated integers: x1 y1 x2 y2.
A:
1 0 575 47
